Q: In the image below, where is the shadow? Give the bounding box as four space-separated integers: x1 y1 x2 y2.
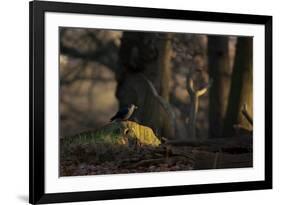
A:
17 195 28 203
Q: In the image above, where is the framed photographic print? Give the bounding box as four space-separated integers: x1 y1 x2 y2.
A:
29 0 272 204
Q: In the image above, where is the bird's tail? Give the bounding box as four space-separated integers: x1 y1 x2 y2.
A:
110 116 116 122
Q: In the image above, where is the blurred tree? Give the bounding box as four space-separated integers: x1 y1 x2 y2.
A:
223 37 253 137
116 32 176 140
158 33 173 101
171 34 209 140
59 28 120 73
208 36 230 138
59 28 121 136
186 72 212 140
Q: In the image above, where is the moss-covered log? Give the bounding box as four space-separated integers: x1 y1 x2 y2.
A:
62 121 161 148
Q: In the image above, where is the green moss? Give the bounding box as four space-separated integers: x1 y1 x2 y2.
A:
62 121 161 148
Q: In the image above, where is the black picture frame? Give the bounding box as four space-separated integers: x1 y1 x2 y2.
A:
29 0 272 204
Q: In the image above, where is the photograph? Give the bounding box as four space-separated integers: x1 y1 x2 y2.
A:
59 28 253 176
29 1 272 203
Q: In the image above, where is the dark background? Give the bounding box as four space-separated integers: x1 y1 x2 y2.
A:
59 28 253 141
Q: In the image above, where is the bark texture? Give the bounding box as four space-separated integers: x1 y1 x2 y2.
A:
223 37 253 137
208 36 230 138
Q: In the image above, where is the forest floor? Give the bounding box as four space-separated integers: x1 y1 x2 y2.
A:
60 139 252 176
60 121 252 176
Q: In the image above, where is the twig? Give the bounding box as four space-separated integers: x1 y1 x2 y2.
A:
242 104 253 125
213 148 221 169
128 158 167 168
186 74 212 139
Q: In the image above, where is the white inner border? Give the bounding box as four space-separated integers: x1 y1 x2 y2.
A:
45 12 265 194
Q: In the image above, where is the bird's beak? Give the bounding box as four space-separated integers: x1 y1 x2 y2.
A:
135 106 138 109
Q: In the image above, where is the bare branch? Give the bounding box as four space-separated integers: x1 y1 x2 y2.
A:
185 74 212 140
60 41 118 70
186 74 195 95
242 104 253 125
197 78 213 97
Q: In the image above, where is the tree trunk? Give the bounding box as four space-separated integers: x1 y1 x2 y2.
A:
208 36 230 138
188 93 199 140
186 74 211 140
116 32 176 139
223 37 253 137
157 33 173 101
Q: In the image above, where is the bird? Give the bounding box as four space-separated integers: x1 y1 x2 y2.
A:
110 104 138 122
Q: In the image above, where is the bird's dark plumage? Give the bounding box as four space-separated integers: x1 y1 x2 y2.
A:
110 104 138 122
110 107 129 121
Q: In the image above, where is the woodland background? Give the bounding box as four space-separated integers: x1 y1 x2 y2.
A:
60 28 252 140
59 28 253 176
